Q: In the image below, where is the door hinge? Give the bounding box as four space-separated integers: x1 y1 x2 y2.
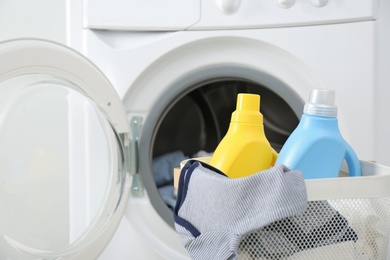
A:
129 116 144 197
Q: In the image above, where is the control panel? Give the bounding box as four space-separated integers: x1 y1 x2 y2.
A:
85 0 378 31
190 0 379 30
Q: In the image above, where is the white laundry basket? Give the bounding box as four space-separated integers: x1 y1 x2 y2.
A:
238 161 390 260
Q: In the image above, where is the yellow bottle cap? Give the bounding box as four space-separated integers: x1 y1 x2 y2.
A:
231 93 263 123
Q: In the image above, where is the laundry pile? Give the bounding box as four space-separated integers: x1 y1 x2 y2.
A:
172 160 365 260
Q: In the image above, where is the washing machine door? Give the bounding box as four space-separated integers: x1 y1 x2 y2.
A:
0 40 131 259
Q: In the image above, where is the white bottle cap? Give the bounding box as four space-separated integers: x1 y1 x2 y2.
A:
303 89 338 117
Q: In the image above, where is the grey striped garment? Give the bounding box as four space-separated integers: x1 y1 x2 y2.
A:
174 160 308 260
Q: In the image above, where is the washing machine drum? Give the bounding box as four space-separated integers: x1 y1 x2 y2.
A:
0 40 130 259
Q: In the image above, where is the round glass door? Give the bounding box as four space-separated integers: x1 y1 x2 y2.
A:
0 74 126 259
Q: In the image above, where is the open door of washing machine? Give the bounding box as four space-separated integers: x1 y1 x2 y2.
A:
0 40 131 259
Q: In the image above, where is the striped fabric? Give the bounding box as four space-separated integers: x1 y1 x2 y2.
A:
174 160 308 260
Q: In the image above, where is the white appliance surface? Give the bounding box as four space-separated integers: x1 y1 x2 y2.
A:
0 0 389 259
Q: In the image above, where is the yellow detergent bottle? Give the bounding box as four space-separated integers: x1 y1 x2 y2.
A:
209 93 278 178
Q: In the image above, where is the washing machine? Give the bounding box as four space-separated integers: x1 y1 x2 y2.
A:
0 0 389 259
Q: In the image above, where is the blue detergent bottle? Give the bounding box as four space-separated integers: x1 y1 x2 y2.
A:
276 89 362 179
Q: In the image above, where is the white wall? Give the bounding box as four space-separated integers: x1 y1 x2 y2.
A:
374 0 390 165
